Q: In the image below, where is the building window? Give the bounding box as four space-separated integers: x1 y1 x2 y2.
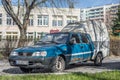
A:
0 32 2 41
67 20 71 24
37 33 42 39
52 15 63 27
6 32 18 40
29 15 34 26
13 21 16 25
52 20 57 26
0 14 2 25
29 19 34 26
7 14 12 25
38 15 48 26
6 14 16 25
43 16 48 25
27 32 34 39
58 20 63 26
67 16 77 24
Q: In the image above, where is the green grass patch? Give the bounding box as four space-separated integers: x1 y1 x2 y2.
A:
0 71 120 80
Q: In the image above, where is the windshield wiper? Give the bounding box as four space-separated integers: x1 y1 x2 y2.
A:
35 41 46 45
52 41 60 44
37 41 60 44
45 41 60 44
39 41 44 43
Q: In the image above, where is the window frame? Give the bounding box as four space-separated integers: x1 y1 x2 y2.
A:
0 13 2 25
37 15 49 26
6 14 16 26
67 16 78 24
80 34 89 43
52 15 63 27
70 33 81 44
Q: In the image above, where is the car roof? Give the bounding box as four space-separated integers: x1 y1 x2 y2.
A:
50 32 89 35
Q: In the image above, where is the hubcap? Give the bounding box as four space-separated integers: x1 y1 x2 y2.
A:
56 57 63 70
57 61 62 69
97 55 101 63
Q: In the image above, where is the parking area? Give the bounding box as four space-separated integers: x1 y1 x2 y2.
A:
0 56 120 75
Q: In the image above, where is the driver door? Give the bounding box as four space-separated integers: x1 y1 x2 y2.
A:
69 33 84 63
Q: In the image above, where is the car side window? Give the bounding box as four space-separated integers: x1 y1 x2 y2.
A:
71 34 80 43
81 34 89 43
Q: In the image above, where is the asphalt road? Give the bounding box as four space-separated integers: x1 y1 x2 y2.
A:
0 56 120 75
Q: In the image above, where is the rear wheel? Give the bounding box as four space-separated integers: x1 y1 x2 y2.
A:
51 56 65 72
20 67 33 73
94 53 103 66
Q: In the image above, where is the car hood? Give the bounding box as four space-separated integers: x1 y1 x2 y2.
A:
14 43 62 52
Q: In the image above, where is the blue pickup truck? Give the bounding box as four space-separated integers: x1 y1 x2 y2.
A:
9 32 104 73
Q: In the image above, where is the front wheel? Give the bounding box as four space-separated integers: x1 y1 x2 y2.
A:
20 67 33 73
94 53 103 66
51 56 65 72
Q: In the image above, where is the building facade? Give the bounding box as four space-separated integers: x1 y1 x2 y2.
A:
80 4 119 24
0 7 80 40
0 3 119 40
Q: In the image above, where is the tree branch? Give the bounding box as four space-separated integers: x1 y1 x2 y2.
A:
24 0 28 8
17 0 20 16
32 0 47 8
2 0 23 30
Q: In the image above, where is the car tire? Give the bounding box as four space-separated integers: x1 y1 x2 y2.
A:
20 67 33 73
51 56 65 72
94 53 103 66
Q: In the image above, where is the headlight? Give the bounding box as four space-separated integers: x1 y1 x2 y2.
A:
10 51 18 56
32 52 41 56
40 51 47 57
32 51 47 57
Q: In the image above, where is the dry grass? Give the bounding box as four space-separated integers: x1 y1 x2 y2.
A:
110 35 120 40
110 35 120 56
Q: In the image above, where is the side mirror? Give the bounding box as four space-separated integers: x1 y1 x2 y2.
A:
69 38 76 45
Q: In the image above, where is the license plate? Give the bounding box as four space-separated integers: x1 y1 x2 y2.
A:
16 60 28 65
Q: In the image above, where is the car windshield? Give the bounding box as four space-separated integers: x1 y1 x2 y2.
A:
36 33 69 44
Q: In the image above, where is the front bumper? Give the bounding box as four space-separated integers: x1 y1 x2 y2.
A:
9 56 56 68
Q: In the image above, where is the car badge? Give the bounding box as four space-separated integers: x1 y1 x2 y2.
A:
23 53 27 56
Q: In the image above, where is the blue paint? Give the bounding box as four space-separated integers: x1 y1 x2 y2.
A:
9 32 95 66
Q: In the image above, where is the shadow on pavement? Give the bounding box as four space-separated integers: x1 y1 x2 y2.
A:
2 61 120 74
66 61 120 70
2 68 51 74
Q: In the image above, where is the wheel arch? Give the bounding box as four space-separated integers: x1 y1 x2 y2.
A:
59 54 66 61
92 50 103 60
97 51 103 58
94 51 103 66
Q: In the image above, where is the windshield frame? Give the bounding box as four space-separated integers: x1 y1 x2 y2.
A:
36 32 69 45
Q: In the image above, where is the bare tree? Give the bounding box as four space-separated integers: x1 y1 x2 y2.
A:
1 0 75 47
105 8 113 30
